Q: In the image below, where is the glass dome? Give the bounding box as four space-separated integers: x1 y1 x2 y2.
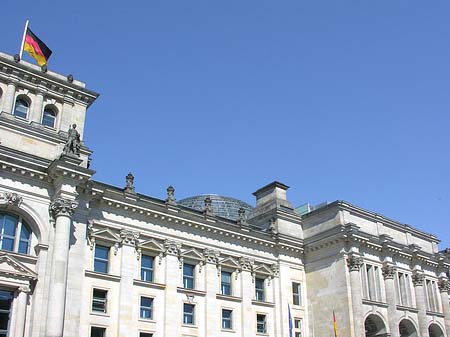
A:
178 194 253 221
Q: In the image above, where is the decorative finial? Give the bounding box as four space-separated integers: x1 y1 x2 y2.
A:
13 54 20 63
166 185 176 205
41 64 48 73
62 124 81 157
125 172 135 193
268 218 278 237
67 74 74 83
237 207 248 227
204 196 213 216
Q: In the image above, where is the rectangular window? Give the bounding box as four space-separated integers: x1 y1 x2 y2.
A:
396 272 412 307
294 318 302 337
425 279 440 312
361 264 382 302
0 290 13 337
256 314 267 334
221 271 232 296
140 297 153 319
255 278 265 301
183 263 195 289
292 282 302 306
140 333 153 337
90 327 106 337
222 309 233 329
94 245 109 273
92 289 107 313
183 303 195 325
141 255 154 282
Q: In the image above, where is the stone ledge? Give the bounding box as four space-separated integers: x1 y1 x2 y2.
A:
426 310 445 318
396 305 419 313
85 270 121 282
362 299 389 308
251 300 275 307
177 287 206 297
216 294 243 302
133 279 166 290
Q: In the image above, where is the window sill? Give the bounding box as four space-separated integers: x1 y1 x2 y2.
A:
216 294 242 302
362 299 388 308
426 310 445 318
291 304 305 310
138 318 156 323
90 311 110 318
221 328 236 333
181 324 198 329
133 279 166 290
177 287 206 297
85 270 121 282
252 300 275 307
256 333 269 336
396 305 419 313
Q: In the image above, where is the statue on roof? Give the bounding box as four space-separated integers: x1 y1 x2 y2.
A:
63 124 81 156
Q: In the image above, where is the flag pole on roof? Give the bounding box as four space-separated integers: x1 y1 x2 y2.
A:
19 19 29 60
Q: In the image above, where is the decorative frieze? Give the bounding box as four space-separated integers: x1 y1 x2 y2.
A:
412 271 425 287
203 248 220 265
49 198 78 218
347 255 363 272
120 229 140 246
382 264 396 280
163 239 181 256
0 191 22 207
239 257 254 272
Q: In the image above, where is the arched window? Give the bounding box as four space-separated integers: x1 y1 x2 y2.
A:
13 96 30 119
42 105 57 128
0 212 32 254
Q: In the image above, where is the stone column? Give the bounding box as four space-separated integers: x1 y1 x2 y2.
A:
163 240 181 337
383 264 399 337
412 271 428 337
3 81 17 113
203 249 219 337
347 255 364 337
240 257 254 336
45 197 78 337
438 278 450 335
118 230 140 336
14 285 30 337
31 90 44 123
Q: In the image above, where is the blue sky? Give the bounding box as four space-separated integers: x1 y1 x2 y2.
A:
2 1 450 248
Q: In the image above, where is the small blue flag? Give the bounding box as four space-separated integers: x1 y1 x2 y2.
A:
288 304 293 337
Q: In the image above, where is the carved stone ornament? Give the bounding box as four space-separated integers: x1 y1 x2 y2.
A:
271 264 279 277
18 285 31 293
124 172 135 193
268 218 278 237
163 239 181 256
347 255 363 272
438 278 450 293
237 207 248 227
49 198 78 218
203 248 220 265
63 124 81 156
239 257 254 272
166 185 176 205
120 229 140 246
412 272 425 287
382 265 396 280
0 191 22 207
203 196 213 216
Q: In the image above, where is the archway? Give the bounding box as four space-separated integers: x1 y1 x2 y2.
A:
399 319 417 337
428 323 444 337
365 314 387 337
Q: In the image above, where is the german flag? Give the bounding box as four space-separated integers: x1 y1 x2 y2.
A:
23 28 52 66
333 311 339 337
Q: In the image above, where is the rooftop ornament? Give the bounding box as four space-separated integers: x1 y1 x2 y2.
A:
166 185 176 205
124 172 135 194
63 124 81 157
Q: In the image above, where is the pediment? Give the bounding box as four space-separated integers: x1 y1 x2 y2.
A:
180 248 204 261
253 263 273 276
0 253 37 280
91 228 120 243
220 256 240 269
138 238 163 252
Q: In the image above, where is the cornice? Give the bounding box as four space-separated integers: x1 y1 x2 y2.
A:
0 54 99 107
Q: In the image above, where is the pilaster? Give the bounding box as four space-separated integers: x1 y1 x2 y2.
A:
347 255 364 337
240 257 254 336
382 263 399 337
3 80 17 113
14 285 30 337
438 278 450 335
163 239 181 337
204 250 219 337
412 271 428 337
30 90 44 123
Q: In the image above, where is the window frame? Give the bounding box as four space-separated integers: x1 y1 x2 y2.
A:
140 296 154 320
183 263 195 289
90 326 106 337
0 212 33 255
140 254 154 282
255 277 265 301
292 282 302 306
221 270 232 296
256 313 267 334
221 308 233 330
361 263 383 302
183 303 195 325
0 290 14 337
425 279 441 312
91 288 108 314
13 96 30 119
294 318 302 337
42 105 58 128
93 244 109 274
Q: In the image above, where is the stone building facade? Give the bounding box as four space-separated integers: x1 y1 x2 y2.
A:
0 51 448 337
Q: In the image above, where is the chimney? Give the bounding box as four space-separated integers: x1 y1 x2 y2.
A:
251 181 293 217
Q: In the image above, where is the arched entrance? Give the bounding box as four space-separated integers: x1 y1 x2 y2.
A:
399 319 417 337
428 324 444 337
365 314 387 337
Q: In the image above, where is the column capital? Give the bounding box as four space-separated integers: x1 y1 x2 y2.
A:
239 257 254 272
202 248 220 265
412 271 425 287
120 229 140 246
163 239 181 256
347 255 364 272
49 197 78 218
382 264 397 280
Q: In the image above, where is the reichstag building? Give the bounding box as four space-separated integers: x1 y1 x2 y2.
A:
0 51 449 337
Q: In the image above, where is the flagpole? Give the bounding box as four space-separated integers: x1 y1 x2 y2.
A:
19 19 29 60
